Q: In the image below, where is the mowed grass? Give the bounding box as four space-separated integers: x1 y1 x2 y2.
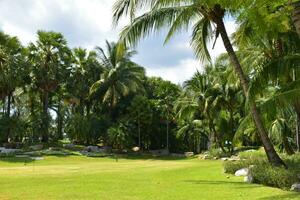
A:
0 155 299 200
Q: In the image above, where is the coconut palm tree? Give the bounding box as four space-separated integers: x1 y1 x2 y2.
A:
89 41 145 119
112 0 285 166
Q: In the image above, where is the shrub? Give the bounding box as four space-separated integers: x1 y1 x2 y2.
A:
251 163 298 190
0 152 16 157
223 156 266 174
223 151 300 190
208 148 231 159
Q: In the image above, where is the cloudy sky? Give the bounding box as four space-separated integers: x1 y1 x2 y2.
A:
0 0 236 84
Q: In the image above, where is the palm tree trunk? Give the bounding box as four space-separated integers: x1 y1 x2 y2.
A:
138 115 141 148
6 91 12 142
57 100 63 140
292 1 300 37
214 16 285 167
41 91 49 143
166 120 169 150
294 105 300 152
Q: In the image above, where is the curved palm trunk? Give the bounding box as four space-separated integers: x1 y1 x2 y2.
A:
292 1 300 37
213 12 285 166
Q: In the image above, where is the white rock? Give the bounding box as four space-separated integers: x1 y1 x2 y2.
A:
235 168 249 176
184 152 194 157
85 146 100 152
291 183 300 192
244 175 253 183
30 157 44 161
132 147 140 152
221 157 229 161
0 149 20 154
16 155 30 158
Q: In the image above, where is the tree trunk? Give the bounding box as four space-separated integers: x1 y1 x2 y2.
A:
138 115 141 148
292 1 300 37
41 91 49 143
294 105 300 152
57 100 63 140
215 16 285 167
6 91 12 142
166 120 169 150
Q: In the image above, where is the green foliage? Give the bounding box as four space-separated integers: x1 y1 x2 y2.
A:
208 148 231 159
108 121 132 149
224 151 300 190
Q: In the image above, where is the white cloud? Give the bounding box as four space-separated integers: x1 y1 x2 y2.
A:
0 1 237 84
0 0 119 47
146 59 203 84
209 20 238 60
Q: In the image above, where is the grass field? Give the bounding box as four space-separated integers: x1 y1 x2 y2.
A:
0 155 299 200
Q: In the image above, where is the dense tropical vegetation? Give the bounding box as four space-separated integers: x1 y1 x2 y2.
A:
1 0 300 197
1 0 300 159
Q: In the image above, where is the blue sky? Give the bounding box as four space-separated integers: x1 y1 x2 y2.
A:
0 0 236 83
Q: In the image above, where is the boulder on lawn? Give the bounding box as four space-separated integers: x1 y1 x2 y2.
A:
30 144 43 151
30 157 44 161
228 156 240 161
85 146 100 152
244 175 253 183
199 154 209 160
235 168 249 176
291 183 300 192
132 146 140 152
0 148 21 154
184 152 194 157
221 157 229 161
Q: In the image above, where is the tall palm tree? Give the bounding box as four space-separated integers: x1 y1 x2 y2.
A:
89 41 145 119
113 0 285 166
28 31 71 142
0 32 27 142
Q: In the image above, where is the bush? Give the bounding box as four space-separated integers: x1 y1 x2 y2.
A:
0 152 16 157
224 152 267 174
251 163 298 190
208 148 231 159
223 151 300 190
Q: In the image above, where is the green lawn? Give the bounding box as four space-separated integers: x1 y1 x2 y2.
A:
0 155 298 200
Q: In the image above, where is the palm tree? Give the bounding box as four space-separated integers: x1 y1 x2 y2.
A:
89 41 145 119
28 31 71 142
234 16 300 153
113 0 285 166
0 32 27 142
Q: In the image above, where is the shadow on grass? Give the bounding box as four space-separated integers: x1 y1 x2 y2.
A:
117 154 191 161
0 157 35 164
0 151 78 164
258 193 300 200
183 179 258 188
